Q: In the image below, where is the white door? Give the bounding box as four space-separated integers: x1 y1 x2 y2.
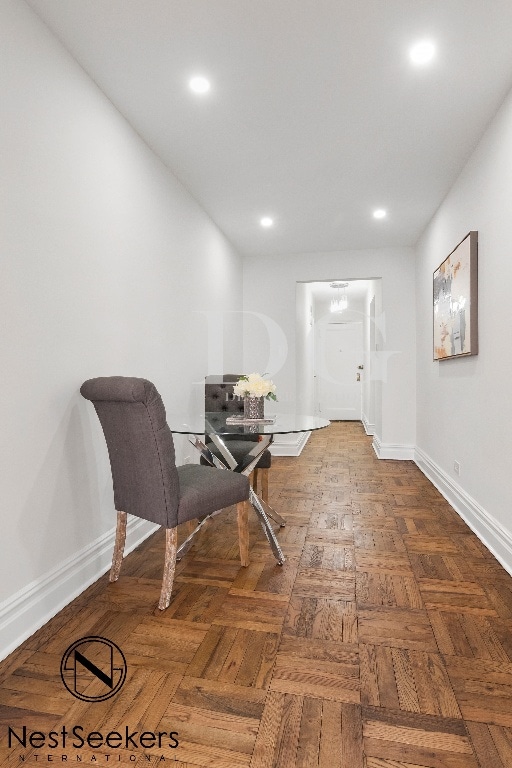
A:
315 321 363 420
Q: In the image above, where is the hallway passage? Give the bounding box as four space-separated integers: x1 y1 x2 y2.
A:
1 422 511 767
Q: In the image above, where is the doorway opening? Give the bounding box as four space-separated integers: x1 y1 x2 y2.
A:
296 278 382 434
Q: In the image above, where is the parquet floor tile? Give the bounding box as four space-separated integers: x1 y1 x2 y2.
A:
211 591 288 633
444 656 512 726
358 607 438 651
307 527 354 545
157 581 229 623
186 624 278 689
355 529 406 552
301 542 355 569
172 676 267 720
417 578 497 614
356 572 424 609
402 535 462 556
269 644 360 703
159 702 257 761
397 516 470 537
309 509 353 530
251 692 363 767
409 553 477 582
428 610 512 661
466 721 512 767
360 645 461 717
283 595 358 642
352 514 398 531
122 615 208 668
3 421 512 767
243 557 300 596
270 638 360 703
363 707 478 768
481 577 512 618
352 500 390 516
355 551 414 575
293 567 356 599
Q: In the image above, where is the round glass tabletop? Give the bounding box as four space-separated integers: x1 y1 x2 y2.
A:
166 411 330 436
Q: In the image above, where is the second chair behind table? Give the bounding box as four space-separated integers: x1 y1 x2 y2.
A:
204 374 272 502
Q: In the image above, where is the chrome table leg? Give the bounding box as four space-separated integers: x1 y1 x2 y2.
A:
249 487 285 565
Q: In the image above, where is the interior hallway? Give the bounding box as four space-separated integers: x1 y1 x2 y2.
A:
1 422 511 767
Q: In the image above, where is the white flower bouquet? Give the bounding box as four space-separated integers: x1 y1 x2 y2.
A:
233 373 277 401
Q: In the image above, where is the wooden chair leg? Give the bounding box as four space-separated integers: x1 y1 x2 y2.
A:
237 500 250 567
261 469 269 504
109 511 127 582
251 468 258 494
158 527 178 610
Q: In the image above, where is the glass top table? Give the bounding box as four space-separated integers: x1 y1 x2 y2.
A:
167 412 330 566
166 412 330 436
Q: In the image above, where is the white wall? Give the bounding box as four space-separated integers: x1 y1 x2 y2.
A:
362 281 381 436
295 283 315 414
0 0 243 657
242 249 416 456
415 84 512 570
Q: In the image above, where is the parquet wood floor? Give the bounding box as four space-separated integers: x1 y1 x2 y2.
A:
1 422 511 767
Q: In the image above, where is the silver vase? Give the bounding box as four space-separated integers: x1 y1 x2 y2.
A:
244 396 265 420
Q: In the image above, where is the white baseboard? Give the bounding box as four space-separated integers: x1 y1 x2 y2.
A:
361 414 375 436
269 431 311 456
372 435 415 460
415 447 512 578
0 517 158 662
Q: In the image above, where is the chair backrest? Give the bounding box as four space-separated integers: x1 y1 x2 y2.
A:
80 377 180 528
205 374 244 413
204 374 259 443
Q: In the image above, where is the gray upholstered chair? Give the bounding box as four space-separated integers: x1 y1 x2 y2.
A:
204 374 272 502
80 376 250 610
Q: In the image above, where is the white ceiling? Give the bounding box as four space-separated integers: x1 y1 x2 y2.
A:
27 0 512 256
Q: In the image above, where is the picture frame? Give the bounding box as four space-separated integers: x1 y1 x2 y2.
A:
433 231 478 361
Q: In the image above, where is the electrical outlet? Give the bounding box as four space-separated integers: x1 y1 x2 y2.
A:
453 461 460 476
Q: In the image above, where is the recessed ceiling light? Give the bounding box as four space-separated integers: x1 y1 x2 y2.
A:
409 39 436 66
260 217 274 228
189 76 211 94
373 209 387 220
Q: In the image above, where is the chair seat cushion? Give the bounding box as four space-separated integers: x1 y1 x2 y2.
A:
177 464 249 524
201 440 272 469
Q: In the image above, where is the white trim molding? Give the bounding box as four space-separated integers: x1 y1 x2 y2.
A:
269 431 311 456
415 447 512 578
361 413 375 436
0 517 158 662
372 435 415 460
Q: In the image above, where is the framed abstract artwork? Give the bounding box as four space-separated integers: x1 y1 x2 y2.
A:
433 231 478 361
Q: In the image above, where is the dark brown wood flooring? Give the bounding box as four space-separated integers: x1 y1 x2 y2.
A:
1 422 512 767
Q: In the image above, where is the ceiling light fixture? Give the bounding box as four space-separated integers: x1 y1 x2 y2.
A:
330 282 348 313
260 216 274 228
409 39 436 66
189 76 211 94
373 209 387 219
